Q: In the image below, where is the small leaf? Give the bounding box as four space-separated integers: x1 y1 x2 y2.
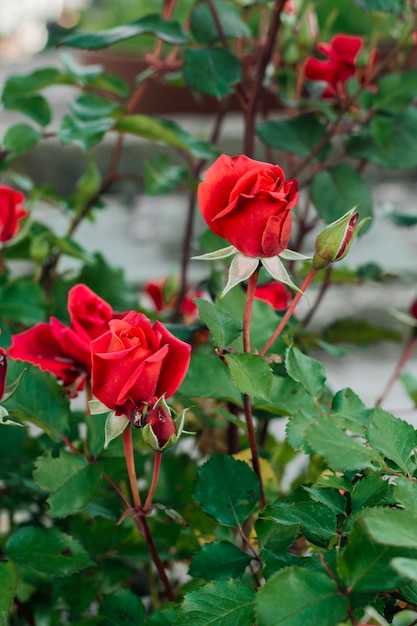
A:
105 412 129 448
195 299 242 348
144 155 188 196
264 500 337 546
191 0 250 44
5 526 94 577
58 114 114 150
225 353 272 402
257 115 328 159
99 589 145 625
256 566 348 626
368 407 417 475
0 560 18 625
3 123 42 158
175 579 255 626
33 449 103 517
285 345 326 398
193 454 260 526
189 541 252 580
184 47 241 98
60 14 188 49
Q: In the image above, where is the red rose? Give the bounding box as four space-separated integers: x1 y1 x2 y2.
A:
144 278 202 320
304 34 365 98
197 154 298 258
254 282 290 311
145 403 177 449
0 186 28 243
9 284 115 394
90 311 191 417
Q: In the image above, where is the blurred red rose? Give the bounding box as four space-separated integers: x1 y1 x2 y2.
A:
411 298 417 320
144 278 202 321
198 154 298 258
9 284 115 394
0 186 28 243
254 282 291 311
90 311 191 418
304 34 368 98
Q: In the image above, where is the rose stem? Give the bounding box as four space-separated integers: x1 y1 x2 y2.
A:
144 452 162 512
243 266 266 511
259 268 317 356
135 515 175 602
376 333 417 407
122 425 142 509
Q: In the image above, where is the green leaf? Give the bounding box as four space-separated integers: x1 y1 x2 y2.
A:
330 388 371 428
33 449 103 517
372 71 417 113
368 407 417 475
225 353 272 401
189 541 252 580
394 477 417 512
0 280 46 325
5 360 70 441
190 0 251 44
115 115 218 158
144 155 188 196
60 14 188 49
257 376 317 417
195 299 242 349
400 371 417 404
353 0 405 13
179 344 242 404
350 475 390 513
338 508 417 592
346 107 417 169
391 558 417 583
0 560 18 625
302 486 346 515
284 345 326 398
72 156 102 213
175 579 255 626
5 526 94 577
184 48 241 98
257 115 328 159
78 252 138 311
193 454 260 526
256 566 349 626
311 164 372 225
3 94 51 127
3 123 42 158
305 416 381 472
99 589 145 625
2 67 62 96
70 93 122 120
58 114 114 150
264 500 336 546
324 318 401 345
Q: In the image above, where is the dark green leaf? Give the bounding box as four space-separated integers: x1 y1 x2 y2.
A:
391 557 417 583
78 253 138 311
191 0 251 44
225 353 272 401
195 299 242 348
0 280 46 326
33 450 103 517
179 344 242 404
368 407 417 475
5 526 94 577
144 155 188 196
256 566 348 626
324 318 402 345
302 486 346 515
58 114 114 150
193 454 260 526
175 579 255 626
60 15 188 49
258 376 317 417
350 475 390 512
99 589 145 625
330 388 371 428
3 123 42 158
306 416 381 472
189 541 252 580
284 345 326 398
5 360 70 441
3 94 51 126
311 164 372 225
346 107 417 169
353 0 405 13
394 477 417 513
0 560 18 625
115 115 218 158
264 500 336 545
386 211 417 227
70 93 122 120
257 115 328 159
184 48 241 98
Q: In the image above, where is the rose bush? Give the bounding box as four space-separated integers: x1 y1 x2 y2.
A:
197 154 299 258
0 185 27 243
90 311 191 418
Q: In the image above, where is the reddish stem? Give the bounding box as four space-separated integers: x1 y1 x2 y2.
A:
122 425 142 509
259 268 317 356
144 452 162 512
376 335 417 407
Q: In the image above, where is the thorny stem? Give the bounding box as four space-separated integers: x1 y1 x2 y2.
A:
144 452 162 512
376 334 417 407
260 268 317 356
243 267 266 511
122 424 142 509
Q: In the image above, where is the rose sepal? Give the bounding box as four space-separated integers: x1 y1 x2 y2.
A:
104 411 129 449
89 399 111 415
191 245 237 261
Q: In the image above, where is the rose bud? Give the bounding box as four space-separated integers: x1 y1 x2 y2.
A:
0 186 28 243
142 395 187 452
312 208 370 270
0 347 7 400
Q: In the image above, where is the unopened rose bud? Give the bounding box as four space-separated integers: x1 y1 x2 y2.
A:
142 396 178 452
0 347 7 400
313 208 369 270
